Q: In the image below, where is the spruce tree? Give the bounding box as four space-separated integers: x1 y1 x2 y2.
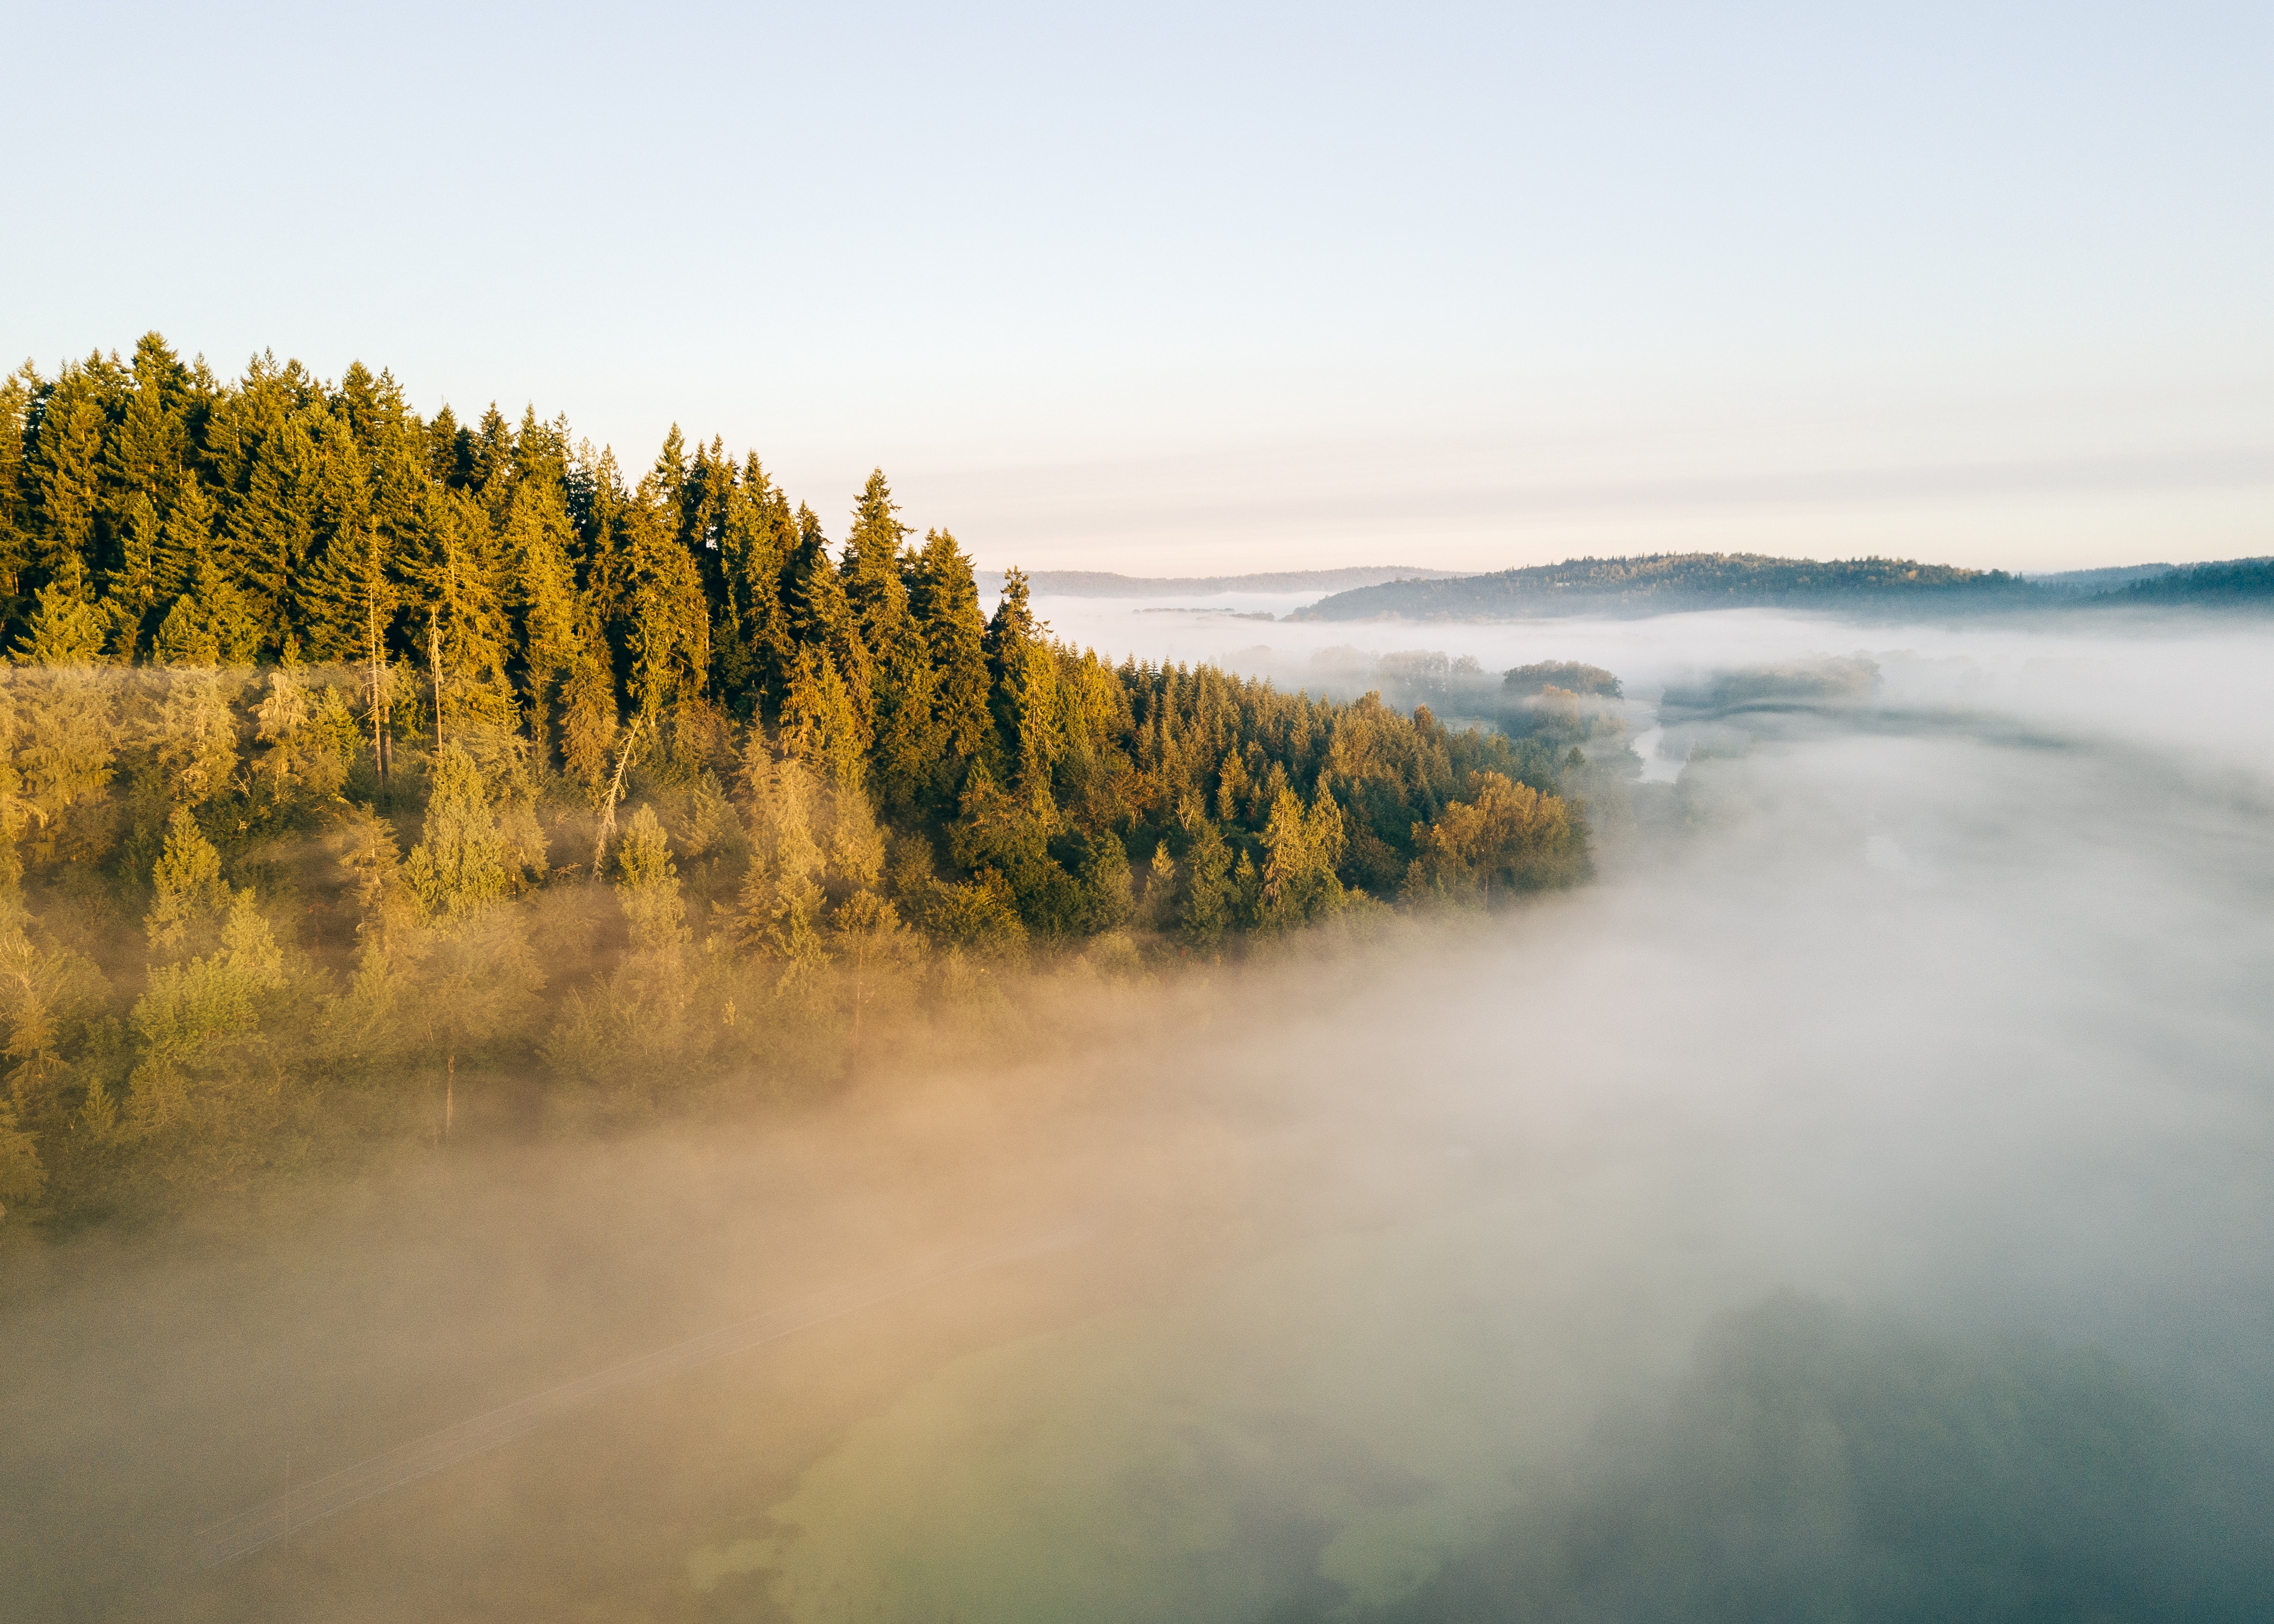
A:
402 742 540 1138
503 478 580 770
909 529 997 793
26 365 109 601
0 366 38 631
785 506 873 729
145 805 231 959
841 471 937 813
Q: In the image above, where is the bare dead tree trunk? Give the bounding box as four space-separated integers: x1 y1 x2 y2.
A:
429 609 445 755
368 573 391 801
591 715 646 877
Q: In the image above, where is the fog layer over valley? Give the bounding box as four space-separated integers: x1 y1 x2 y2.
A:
7 608 2273 1621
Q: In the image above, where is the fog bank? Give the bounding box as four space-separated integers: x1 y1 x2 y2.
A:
5 608 2272 1621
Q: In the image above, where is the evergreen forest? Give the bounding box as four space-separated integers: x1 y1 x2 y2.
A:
0 336 1590 1228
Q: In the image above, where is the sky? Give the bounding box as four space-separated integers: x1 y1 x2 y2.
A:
6 1 2270 575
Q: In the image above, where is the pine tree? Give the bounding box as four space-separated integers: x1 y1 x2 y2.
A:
12 586 108 665
1258 784 1347 932
909 529 998 795
841 470 938 813
401 742 540 1137
125 889 289 1136
780 647 869 795
785 506 873 731
148 671 241 807
404 744 511 925
399 485 516 740
7 657 115 865
0 365 38 628
253 668 354 802
730 743 829 970
983 568 1062 815
710 453 797 711
1142 840 1178 932
25 361 113 602
1180 816 1233 948
145 805 231 959
97 334 194 649
619 473 713 758
560 633 620 805
502 478 580 769
151 555 264 665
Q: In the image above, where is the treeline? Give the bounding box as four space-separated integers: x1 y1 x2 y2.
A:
1291 550 2274 623
1289 553 2033 621
0 336 1591 1228
2109 556 2274 605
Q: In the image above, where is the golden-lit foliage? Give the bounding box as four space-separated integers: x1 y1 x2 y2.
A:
0 337 1594 1230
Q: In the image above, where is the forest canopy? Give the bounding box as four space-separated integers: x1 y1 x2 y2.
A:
0 336 1591 1230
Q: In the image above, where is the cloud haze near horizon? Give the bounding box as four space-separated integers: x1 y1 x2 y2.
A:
6 2 2271 573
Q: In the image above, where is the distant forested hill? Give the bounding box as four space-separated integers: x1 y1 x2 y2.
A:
2106 556 2274 604
1289 554 2034 621
1025 567 1460 598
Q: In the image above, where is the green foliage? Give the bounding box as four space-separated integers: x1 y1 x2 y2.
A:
1403 771 1591 905
404 744 511 924
13 585 107 665
145 805 230 957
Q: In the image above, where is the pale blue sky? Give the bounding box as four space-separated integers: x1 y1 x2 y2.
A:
7 1 2269 573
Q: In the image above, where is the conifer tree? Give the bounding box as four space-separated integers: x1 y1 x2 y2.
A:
780 648 869 795
1143 840 1178 931
13 586 108 666
124 889 289 1137
0 365 37 624
98 334 194 648
145 805 231 959
841 471 938 813
560 635 620 805
1258 784 1347 931
502 478 580 768
730 744 830 971
26 363 110 601
710 453 797 709
1180 816 1234 948
405 743 511 924
616 804 688 955
402 742 540 1136
983 568 1062 814
149 671 241 807
909 529 998 795
621 474 713 737
7 656 114 864
0 1094 44 1220
785 506 873 731
326 805 425 1048
253 668 354 801
400 486 516 739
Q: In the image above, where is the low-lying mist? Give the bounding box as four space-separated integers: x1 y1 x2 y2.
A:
7 608 2273 1622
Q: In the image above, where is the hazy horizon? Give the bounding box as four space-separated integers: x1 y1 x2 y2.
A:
7 2 2269 576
